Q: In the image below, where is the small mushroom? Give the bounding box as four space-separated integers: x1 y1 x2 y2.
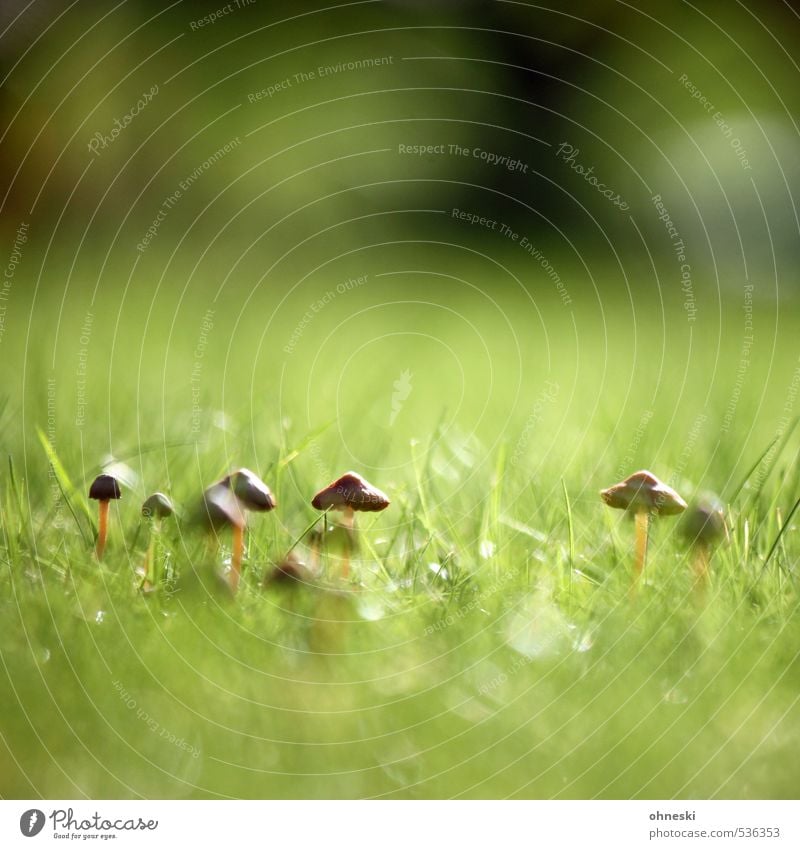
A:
187 483 245 597
142 492 174 521
600 470 686 584
196 483 245 587
223 468 276 512
311 471 389 577
311 471 390 513
200 482 244 527
141 493 174 589
220 468 276 593
88 474 122 560
197 482 245 543
680 497 727 590
266 551 314 587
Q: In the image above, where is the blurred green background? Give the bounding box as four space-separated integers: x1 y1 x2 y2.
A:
1 0 799 801
1 0 799 473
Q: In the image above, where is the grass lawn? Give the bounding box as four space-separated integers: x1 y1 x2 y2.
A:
1 275 798 798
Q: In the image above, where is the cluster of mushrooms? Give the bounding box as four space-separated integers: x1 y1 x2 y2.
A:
601 469 727 591
88 466 726 596
88 469 389 593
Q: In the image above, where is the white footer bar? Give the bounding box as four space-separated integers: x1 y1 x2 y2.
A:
2 800 797 848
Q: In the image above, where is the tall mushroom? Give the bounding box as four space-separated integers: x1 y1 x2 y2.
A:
89 473 122 560
141 492 174 589
198 482 245 549
680 497 727 591
311 471 390 577
220 468 276 592
193 483 245 596
600 470 686 583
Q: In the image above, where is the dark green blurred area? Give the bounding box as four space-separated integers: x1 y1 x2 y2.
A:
1 0 799 295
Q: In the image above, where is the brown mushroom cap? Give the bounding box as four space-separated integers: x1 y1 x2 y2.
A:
197 483 245 531
89 474 121 501
222 468 276 512
680 498 727 546
311 471 390 513
142 492 174 520
267 552 314 586
600 470 687 516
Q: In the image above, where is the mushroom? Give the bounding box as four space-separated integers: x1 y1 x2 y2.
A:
197 482 244 529
220 468 276 592
88 473 122 560
197 481 245 551
311 471 389 577
142 491 174 521
680 497 727 590
223 468 276 511
201 482 243 522
187 483 245 596
266 551 314 587
600 470 686 583
141 492 174 589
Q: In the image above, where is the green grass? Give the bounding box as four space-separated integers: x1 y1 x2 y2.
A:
1 277 798 799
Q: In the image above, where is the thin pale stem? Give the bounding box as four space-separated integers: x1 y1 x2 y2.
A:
230 523 245 593
143 536 155 589
633 509 649 582
143 519 161 589
341 506 355 579
95 500 110 560
692 542 710 597
309 537 320 574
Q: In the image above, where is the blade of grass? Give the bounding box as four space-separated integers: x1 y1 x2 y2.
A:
410 439 434 536
276 419 336 472
357 518 394 584
284 508 331 557
755 494 800 584
754 443 800 545
748 418 798 510
487 442 507 577
562 477 575 610
6 454 35 555
727 434 780 503
36 428 92 546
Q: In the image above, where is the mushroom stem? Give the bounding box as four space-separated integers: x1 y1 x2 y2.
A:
143 536 155 589
692 541 710 592
143 518 161 589
340 506 355 578
230 522 245 593
96 499 110 560
309 535 321 574
633 509 649 580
